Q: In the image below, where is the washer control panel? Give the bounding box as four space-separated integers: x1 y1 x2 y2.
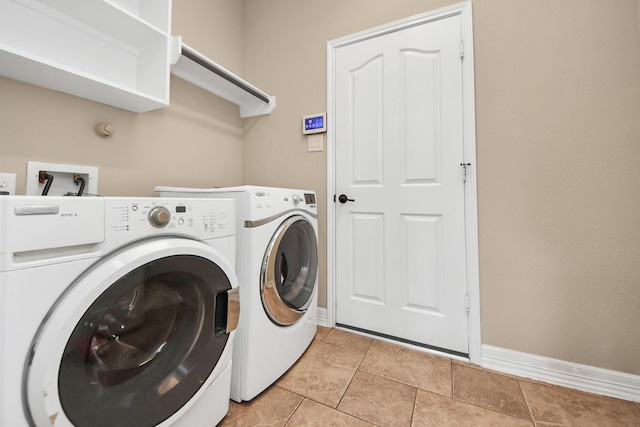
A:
148 205 171 227
105 197 236 243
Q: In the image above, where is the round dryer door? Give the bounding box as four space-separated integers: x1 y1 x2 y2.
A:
260 215 318 326
25 238 239 427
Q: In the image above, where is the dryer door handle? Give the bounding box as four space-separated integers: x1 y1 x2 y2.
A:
214 288 240 337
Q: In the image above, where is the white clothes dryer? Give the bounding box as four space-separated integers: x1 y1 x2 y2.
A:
156 186 318 403
0 196 239 427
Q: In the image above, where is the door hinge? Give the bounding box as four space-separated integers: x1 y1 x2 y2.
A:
464 292 471 312
459 40 464 59
460 163 471 182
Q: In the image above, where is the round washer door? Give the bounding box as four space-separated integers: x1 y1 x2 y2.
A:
260 215 318 326
25 238 239 427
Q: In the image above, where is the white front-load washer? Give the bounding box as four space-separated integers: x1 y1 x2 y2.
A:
155 185 318 402
0 196 239 427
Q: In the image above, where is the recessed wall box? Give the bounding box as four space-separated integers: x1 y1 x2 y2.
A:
26 161 98 196
302 112 326 134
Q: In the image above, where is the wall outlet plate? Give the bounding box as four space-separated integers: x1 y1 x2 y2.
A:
307 134 324 152
26 161 98 196
0 173 16 195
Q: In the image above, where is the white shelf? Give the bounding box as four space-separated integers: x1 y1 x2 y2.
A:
170 37 276 118
106 0 170 30
0 0 171 112
0 1 274 117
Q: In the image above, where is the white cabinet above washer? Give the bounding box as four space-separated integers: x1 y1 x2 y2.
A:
0 0 276 117
0 0 172 113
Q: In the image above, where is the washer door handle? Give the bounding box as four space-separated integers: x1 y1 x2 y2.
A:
214 288 240 337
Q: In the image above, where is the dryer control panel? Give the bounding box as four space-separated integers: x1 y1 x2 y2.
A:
286 192 316 207
251 189 316 211
303 192 316 205
104 197 236 248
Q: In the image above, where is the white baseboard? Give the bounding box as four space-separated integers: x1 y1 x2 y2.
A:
316 307 328 327
482 345 640 403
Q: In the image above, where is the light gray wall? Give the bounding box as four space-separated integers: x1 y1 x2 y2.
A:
242 0 640 375
0 0 638 377
0 0 245 196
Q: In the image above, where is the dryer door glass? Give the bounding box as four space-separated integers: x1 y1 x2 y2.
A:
261 215 318 325
57 255 232 427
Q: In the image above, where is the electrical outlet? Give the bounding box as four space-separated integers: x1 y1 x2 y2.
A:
0 173 16 195
26 162 98 196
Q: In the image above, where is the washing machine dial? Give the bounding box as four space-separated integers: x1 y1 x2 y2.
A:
148 205 171 227
291 194 302 205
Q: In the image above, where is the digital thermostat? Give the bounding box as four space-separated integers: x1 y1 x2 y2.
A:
302 112 326 134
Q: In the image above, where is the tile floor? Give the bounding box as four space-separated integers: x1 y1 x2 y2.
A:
219 327 640 426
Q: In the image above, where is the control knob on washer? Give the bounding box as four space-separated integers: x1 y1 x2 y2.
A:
291 194 302 205
148 205 171 227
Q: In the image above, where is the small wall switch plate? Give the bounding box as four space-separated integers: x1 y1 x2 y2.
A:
0 173 16 195
307 134 324 152
26 161 98 196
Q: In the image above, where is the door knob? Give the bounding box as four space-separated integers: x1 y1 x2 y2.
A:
338 194 355 203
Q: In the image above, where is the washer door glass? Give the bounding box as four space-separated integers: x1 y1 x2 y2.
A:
261 215 318 326
57 254 231 427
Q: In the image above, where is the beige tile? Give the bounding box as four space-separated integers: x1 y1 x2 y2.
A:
338 371 416 427
222 330 639 426
359 340 452 397
285 399 375 426
520 380 640 426
452 364 531 421
452 359 533 381
321 328 373 353
315 325 331 340
412 389 534 426
219 385 303 427
277 340 364 408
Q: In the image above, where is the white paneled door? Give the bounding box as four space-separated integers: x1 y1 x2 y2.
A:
334 13 469 355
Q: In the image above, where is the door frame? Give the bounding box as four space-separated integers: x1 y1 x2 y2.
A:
326 1 481 363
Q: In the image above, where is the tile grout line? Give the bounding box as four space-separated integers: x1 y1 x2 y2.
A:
333 338 368 409
340 335 424 426
317 331 369 411
517 378 537 426
281 393 306 427
409 384 419 427
322 335 382 426
450 359 455 400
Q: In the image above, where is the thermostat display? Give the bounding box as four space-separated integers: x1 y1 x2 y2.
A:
306 116 324 130
303 112 326 134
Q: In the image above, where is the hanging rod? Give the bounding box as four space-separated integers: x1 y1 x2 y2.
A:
180 45 270 105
